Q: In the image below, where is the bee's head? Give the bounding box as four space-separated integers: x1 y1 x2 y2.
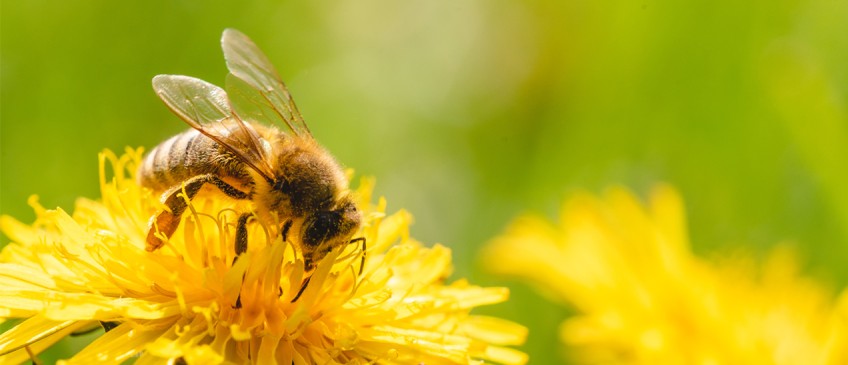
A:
300 197 362 271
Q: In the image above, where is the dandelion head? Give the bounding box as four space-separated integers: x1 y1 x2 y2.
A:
0 148 527 364
483 184 838 364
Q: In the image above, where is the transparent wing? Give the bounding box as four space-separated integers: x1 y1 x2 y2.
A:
152 74 275 180
221 28 312 138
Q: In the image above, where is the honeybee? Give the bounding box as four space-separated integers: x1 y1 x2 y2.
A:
139 29 363 282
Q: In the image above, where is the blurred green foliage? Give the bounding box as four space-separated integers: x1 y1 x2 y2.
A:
2 0 847 363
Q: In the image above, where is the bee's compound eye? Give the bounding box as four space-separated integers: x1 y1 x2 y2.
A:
302 212 338 248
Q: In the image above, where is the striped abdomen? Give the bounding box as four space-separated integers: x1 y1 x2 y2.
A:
138 129 250 193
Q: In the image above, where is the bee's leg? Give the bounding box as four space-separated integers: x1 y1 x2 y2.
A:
146 174 249 251
276 219 294 298
288 254 320 302
70 322 108 336
281 219 293 242
349 237 367 275
234 212 252 257
291 276 312 303
234 294 242 309
231 212 255 309
100 321 119 332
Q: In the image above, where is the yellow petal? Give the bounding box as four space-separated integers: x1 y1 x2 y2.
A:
61 322 171 365
0 215 42 248
478 345 529 365
460 315 528 346
0 315 87 359
0 324 85 364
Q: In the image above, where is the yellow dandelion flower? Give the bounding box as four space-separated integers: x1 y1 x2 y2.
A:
0 149 527 365
483 184 841 364
828 291 848 363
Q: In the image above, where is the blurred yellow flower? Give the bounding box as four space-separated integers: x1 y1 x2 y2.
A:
0 148 527 365
483 184 844 364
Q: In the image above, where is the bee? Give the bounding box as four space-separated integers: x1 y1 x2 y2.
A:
139 29 364 287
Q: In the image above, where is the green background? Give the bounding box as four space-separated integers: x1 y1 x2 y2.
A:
2 0 847 363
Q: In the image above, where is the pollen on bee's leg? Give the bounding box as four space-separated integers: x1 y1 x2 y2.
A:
145 232 163 252
145 216 161 251
146 209 180 251
145 226 169 252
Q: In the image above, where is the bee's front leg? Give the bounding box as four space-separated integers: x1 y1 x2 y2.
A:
232 212 258 309
291 276 311 303
146 174 249 251
234 212 252 257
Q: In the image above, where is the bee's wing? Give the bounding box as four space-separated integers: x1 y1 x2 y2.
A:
221 28 313 138
152 74 276 181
